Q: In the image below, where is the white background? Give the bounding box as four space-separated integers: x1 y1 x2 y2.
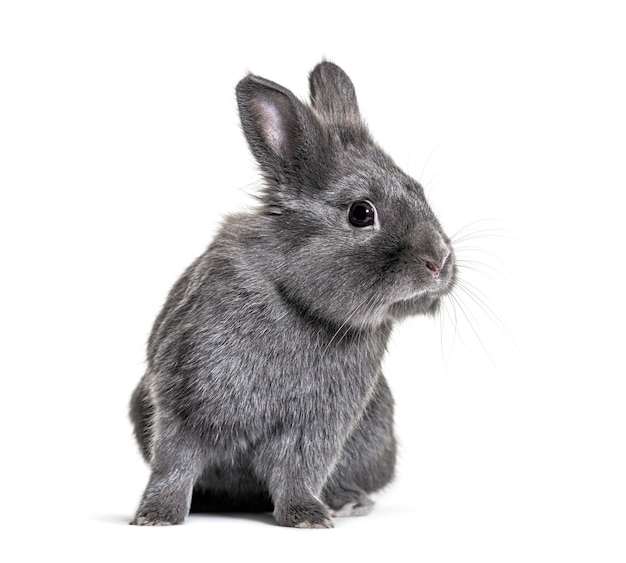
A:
1 1 625 561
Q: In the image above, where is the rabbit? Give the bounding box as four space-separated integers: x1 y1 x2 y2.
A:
129 60 456 528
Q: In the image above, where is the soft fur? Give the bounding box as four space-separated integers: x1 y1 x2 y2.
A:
130 61 456 528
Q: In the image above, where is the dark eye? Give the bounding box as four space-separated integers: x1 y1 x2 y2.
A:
348 201 377 228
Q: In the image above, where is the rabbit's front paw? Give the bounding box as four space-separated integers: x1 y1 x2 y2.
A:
130 514 174 526
130 502 187 526
274 498 334 529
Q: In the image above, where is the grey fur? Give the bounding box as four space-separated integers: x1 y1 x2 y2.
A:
129 61 456 528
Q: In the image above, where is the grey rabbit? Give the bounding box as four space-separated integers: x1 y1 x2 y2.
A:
129 61 456 528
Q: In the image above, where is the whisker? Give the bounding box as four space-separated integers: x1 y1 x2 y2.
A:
450 218 506 241
440 294 461 364
439 295 448 368
454 279 519 352
423 168 460 195
418 138 449 185
455 258 507 276
453 245 511 272
447 291 501 373
443 216 521 376
331 293 381 351
454 260 515 295
452 229 521 245
321 293 378 357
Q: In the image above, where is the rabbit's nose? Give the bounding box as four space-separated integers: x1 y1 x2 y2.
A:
425 261 440 276
422 248 450 277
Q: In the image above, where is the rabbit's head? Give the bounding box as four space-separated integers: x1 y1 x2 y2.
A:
236 61 455 329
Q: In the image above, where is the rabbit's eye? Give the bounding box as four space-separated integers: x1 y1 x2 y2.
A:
348 201 377 228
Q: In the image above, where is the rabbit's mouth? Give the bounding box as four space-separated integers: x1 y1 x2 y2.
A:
377 256 456 323
409 273 455 300
385 242 456 301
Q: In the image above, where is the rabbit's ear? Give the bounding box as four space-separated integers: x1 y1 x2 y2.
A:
309 61 360 122
237 74 321 182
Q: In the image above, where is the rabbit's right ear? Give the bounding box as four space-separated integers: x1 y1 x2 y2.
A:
237 75 323 185
309 61 360 122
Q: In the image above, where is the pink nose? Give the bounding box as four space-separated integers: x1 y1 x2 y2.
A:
425 261 440 276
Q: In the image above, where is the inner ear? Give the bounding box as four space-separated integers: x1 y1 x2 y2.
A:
249 88 299 162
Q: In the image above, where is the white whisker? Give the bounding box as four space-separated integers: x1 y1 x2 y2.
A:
321 293 379 357
431 214 520 375
454 279 519 352
450 218 510 242
418 138 449 185
454 245 512 274
423 168 460 196
440 294 461 366
447 291 501 374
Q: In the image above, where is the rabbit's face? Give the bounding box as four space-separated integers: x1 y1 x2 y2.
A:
271 144 455 328
237 62 455 328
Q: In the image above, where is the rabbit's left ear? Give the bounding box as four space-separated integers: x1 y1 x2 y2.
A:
309 61 360 122
237 75 301 164
237 74 326 186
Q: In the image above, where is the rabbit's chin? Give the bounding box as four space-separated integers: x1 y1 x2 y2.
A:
383 292 442 322
382 275 456 322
